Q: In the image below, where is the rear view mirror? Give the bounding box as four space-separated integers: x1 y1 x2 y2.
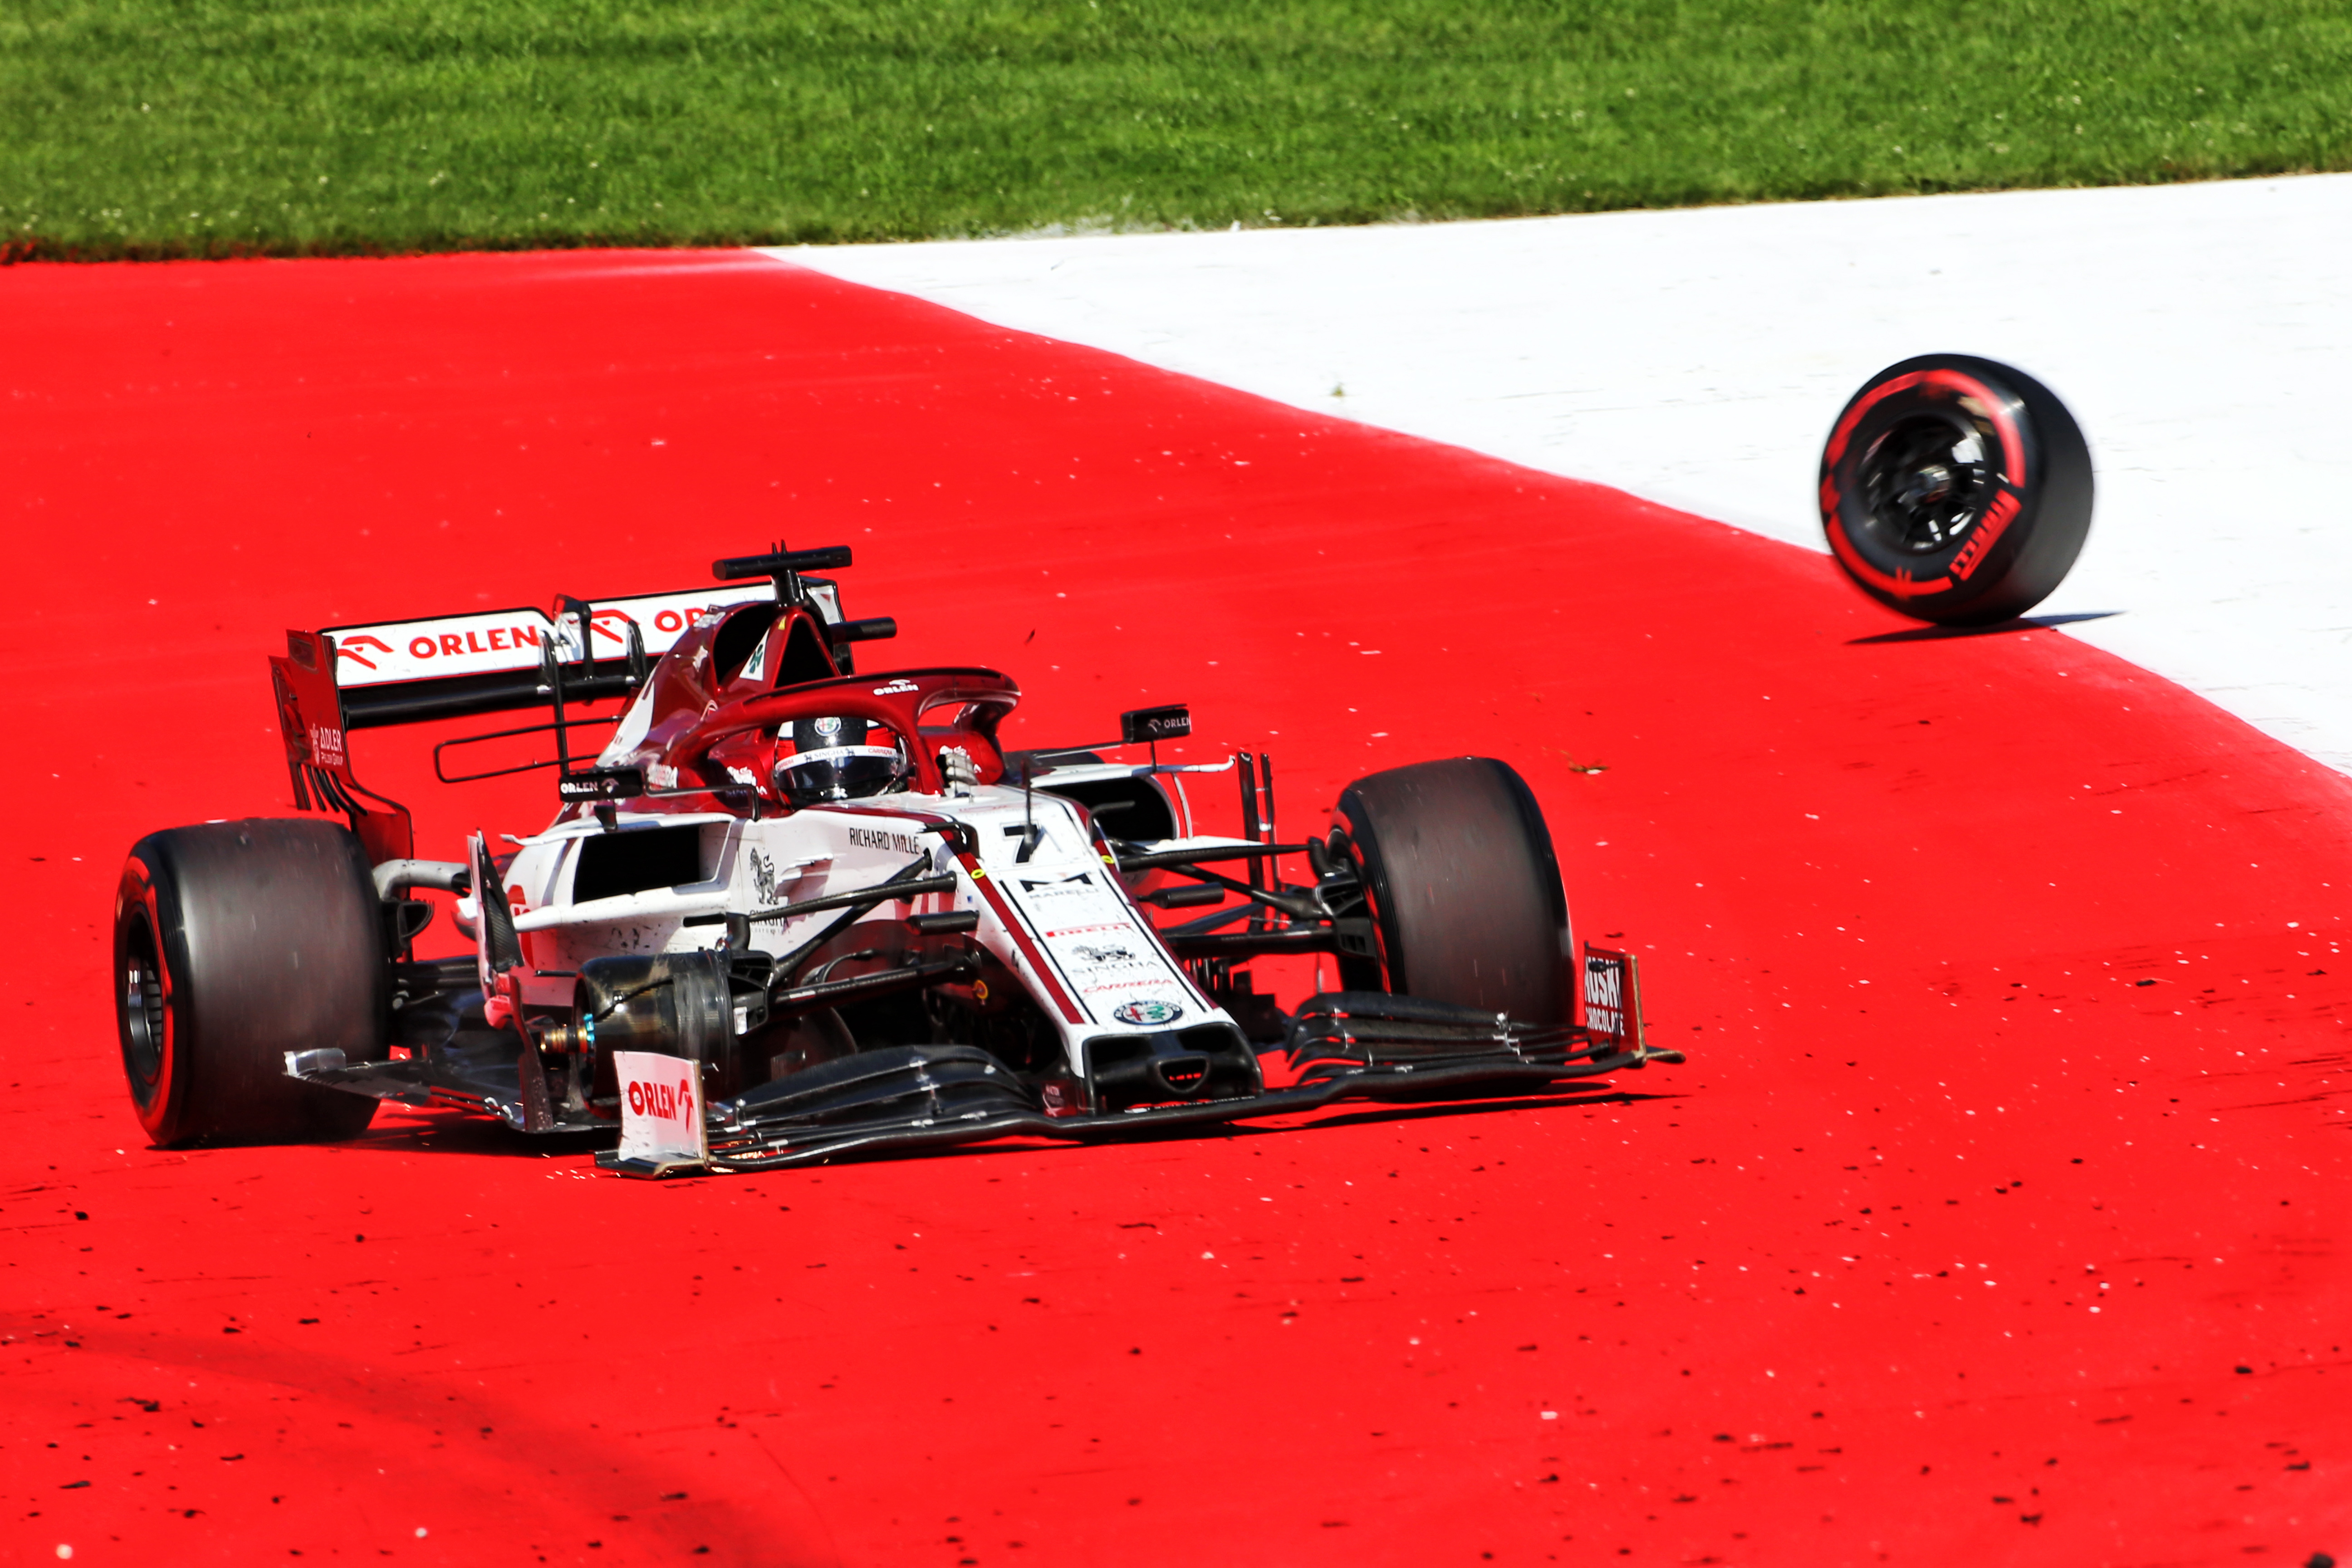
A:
1120 704 1191 744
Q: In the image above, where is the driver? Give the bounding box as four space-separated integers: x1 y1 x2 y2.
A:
770 715 910 807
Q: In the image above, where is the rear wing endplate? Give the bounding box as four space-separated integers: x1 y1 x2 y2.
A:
270 631 414 864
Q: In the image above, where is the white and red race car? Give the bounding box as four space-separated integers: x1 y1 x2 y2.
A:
113 546 1675 1174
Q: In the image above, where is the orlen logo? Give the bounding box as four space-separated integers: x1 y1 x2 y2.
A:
408 624 547 661
333 634 396 671
872 678 920 697
308 723 347 770
626 1075 697 1122
649 606 719 635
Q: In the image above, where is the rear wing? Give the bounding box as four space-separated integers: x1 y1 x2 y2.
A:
267 548 873 866
327 579 839 729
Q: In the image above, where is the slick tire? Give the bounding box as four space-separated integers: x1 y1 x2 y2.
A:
114 818 385 1146
1819 354 2093 626
1334 757 1572 1025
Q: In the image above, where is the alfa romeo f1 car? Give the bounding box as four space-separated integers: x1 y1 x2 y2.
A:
113 546 1677 1174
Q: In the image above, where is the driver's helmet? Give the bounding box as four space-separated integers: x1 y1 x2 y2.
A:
771 715 907 806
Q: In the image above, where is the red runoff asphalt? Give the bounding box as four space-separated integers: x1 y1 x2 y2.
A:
2 250 2347 1566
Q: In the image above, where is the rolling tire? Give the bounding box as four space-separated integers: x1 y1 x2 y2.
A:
1334 757 1572 1025
1820 353 2093 627
114 818 386 1146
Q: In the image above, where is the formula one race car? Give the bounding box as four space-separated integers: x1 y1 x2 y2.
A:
113 546 1676 1174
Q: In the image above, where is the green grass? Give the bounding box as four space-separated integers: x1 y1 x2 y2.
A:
4 0 2349 258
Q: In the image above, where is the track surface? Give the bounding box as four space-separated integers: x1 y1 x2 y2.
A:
5 250 2349 1566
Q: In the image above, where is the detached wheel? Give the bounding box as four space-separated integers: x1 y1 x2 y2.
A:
1334 757 1572 1024
1820 353 2093 626
114 819 386 1146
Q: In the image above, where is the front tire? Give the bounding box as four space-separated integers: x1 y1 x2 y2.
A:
1333 758 1572 1024
1820 353 2093 626
114 819 386 1146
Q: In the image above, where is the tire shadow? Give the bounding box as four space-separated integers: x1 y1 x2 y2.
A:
1846 608 2121 645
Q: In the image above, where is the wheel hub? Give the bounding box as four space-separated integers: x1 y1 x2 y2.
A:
1859 415 1990 554
1896 463 1954 510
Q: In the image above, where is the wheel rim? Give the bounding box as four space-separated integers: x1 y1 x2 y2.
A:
120 911 167 1099
1334 829 1397 992
1856 410 1993 554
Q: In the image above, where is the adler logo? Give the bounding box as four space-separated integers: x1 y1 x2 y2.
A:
872 679 920 697
308 723 347 770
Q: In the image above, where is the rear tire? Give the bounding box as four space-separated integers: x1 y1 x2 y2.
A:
114 819 386 1146
1819 353 2093 626
1334 758 1572 1024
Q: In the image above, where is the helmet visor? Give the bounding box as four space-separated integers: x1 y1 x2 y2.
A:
772 743 906 804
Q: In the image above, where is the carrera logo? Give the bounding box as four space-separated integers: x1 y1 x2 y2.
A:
308 723 347 770
1111 999 1183 1027
871 679 919 697
625 1075 696 1122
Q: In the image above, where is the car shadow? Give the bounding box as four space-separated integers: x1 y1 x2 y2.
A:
758 1081 1688 1171
1264 1083 1684 1135
330 1076 1685 1170
341 1109 614 1159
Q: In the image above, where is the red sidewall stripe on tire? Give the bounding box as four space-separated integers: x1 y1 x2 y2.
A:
1823 367 2025 489
1820 365 2031 598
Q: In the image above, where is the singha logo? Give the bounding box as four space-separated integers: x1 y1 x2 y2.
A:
748 847 779 906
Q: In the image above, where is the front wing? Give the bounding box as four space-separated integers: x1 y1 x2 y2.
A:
602 983 1685 1176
